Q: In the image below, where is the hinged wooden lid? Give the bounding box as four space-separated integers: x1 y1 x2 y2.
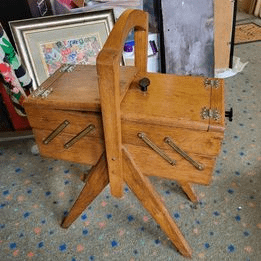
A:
24 65 138 112
121 72 225 133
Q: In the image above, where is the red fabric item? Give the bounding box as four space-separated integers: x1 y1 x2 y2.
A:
58 0 74 8
0 82 31 131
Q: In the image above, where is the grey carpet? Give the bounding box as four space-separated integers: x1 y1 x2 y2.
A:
0 42 260 260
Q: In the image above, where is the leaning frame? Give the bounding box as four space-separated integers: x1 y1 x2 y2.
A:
10 9 115 89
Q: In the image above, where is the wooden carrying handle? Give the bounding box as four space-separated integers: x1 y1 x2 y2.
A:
96 10 148 198
97 9 148 77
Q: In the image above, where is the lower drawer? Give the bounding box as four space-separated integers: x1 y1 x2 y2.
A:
33 128 105 165
124 144 216 185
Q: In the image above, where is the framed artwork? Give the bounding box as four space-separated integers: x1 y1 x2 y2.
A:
10 9 115 89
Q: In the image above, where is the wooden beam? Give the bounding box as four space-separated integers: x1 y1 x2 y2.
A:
122 146 192 258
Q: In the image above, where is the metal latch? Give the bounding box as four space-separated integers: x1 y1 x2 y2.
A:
204 78 220 89
201 107 221 121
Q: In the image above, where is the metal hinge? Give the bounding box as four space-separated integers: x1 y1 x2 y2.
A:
204 78 220 89
31 64 76 98
201 107 221 121
60 64 76 73
31 86 53 98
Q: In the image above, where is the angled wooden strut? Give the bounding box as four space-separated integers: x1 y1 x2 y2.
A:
123 147 192 257
179 182 198 203
97 9 193 257
61 153 109 228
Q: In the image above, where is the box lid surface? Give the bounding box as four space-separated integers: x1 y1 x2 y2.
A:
25 65 224 133
24 65 137 112
121 72 224 132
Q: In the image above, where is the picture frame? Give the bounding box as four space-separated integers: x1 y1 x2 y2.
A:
9 9 115 89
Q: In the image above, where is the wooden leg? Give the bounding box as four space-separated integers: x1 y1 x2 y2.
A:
179 182 198 203
61 153 109 228
122 147 192 258
79 172 89 182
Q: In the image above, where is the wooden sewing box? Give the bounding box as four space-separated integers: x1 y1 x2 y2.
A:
24 10 226 258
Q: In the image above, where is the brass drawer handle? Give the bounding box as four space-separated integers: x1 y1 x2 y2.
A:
64 124 95 149
138 132 176 166
43 120 70 145
164 137 204 170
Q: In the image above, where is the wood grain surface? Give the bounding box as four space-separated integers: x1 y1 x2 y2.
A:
122 120 224 157
214 0 234 69
121 72 211 131
25 105 103 137
124 144 216 185
123 146 192 258
24 65 137 112
33 128 104 165
97 9 148 198
61 153 109 228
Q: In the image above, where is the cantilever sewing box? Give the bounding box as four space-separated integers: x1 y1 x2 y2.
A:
23 9 229 258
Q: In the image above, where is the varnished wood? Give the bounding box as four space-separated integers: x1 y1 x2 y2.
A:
124 144 215 185
122 147 192 258
25 105 103 138
121 72 212 131
214 0 234 69
97 62 124 198
179 182 198 203
254 0 261 16
96 10 148 198
134 16 148 73
24 65 137 112
33 128 104 165
122 120 224 157
23 10 225 257
250 0 258 14
61 153 109 228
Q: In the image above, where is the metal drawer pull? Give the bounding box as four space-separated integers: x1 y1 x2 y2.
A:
64 124 95 149
138 132 176 166
164 137 204 170
43 120 70 145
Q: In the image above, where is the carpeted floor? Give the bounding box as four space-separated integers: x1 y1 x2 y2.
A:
1 39 261 261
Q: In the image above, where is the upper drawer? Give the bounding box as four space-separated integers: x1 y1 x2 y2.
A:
25 104 103 138
122 120 224 157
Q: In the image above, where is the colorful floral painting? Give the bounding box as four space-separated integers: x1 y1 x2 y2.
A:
40 33 102 76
